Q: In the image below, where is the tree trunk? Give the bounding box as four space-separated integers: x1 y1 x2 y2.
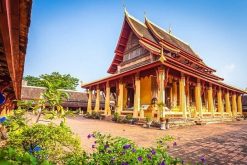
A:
36 108 42 123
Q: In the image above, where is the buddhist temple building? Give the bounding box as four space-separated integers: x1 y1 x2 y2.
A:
0 0 32 115
82 10 246 121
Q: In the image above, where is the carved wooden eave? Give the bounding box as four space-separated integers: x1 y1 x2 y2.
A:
0 0 32 101
139 40 160 55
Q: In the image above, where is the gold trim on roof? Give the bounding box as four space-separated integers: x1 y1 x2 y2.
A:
125 10 144 38
139 40 160 54
159 42 180 53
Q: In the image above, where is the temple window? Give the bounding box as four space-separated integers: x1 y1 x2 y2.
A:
123 47 148 61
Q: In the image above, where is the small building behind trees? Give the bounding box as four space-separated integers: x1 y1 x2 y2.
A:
21 81 104 111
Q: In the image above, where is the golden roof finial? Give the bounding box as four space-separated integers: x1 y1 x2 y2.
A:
168 24 172 34
122 0 127 14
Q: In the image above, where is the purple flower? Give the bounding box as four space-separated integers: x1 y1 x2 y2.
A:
0 117 6 123
33 146 42 152
121 162 129 165
92 144 95 148
138 156 143 162
147 154 152 160
151 149 156 155
173 142 177 146
104 143 109 149
132 148 136 153
87 134 91 139
29 145 42 153
123 144 131 150
121 151 126 155
200 156 206 163
160 160 165 165
29 148 33 153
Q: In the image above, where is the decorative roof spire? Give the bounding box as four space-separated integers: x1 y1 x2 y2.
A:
122 0 127 15
168 24 172 34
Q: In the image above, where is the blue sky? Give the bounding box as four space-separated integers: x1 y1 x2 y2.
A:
25 0 247 90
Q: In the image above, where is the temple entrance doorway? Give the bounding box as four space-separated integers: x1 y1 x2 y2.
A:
126 85 134 109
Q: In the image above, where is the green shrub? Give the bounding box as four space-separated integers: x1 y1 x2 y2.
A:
125 114 133 121
7 123 82 163
112 112 120 122
3 109 27 132
91 111 101 119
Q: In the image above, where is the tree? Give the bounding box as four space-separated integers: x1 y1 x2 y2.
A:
24 72 79 90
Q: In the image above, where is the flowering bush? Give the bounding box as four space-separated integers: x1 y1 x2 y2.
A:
1 111 84 164
85 132 182 165
0 146 51 165
0 110 190 164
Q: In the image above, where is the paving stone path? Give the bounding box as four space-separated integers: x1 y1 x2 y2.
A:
65 116 247 165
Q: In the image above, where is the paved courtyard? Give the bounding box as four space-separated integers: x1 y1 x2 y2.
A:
65 117 247 164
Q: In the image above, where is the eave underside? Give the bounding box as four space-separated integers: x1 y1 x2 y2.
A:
0 0 32 111
83 61 245 94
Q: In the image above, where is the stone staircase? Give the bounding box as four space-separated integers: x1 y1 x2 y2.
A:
193 116 235 125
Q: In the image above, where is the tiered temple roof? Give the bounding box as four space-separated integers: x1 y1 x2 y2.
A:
82 10 245 94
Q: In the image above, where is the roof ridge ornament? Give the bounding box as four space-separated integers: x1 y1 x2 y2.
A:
159 46 166 64
168 24 172 34
122 0 127 15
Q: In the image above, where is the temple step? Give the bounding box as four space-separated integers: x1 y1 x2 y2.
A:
193 117 235 125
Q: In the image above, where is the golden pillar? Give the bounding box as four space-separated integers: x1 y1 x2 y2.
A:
225 91 231 114
237 94 242 114
172 81 177 107
217 88 223 116
94 86 100 112
207 85 214 115
117 79 124 114
232 93 237 116
104 81 111 116
179 75 187 118
87 89 92 114
195 80 202 117
157 67 165 120
134 73 141 118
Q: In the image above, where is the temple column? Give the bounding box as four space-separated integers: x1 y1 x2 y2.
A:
133 73 141 118
87 89 92 114
225 91 231 114
217 88 224 116
207 85 214 116
104 81 111 116
94 86 100 112
232 93 237 116
195 80 202 117
186 82 190 117
237 94 242 115
117 79 124 114
172 81 177 107
157 67 165 120
179 75 186 118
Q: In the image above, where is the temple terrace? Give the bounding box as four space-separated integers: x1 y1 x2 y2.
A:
81 10 246 122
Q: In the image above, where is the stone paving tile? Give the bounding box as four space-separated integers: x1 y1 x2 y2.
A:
64 116 247 165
